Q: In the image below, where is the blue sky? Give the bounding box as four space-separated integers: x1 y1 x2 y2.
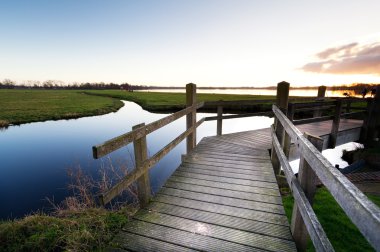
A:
1 0 380 86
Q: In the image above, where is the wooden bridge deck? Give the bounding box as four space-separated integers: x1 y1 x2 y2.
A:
111 119 362 251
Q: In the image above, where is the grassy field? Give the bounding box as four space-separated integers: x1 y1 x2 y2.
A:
0 90 123 127
282 187 380 251
84 90 277 111
0 89 279 127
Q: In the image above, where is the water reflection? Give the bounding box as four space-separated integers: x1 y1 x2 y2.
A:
0 101 273 219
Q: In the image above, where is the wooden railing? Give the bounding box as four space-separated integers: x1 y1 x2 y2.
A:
271 104 380 251
286 98 367 149
92 83 206 206
204 99 275 135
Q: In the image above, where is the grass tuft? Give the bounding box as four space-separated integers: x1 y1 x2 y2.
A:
282 187 380 251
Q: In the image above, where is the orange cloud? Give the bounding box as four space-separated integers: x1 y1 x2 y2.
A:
301 41 380 75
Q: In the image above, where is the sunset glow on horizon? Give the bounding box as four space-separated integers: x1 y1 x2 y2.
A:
1 0 380 87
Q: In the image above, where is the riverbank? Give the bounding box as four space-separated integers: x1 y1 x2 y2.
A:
0 90 124 127
83 89 278 113
0 89 278 127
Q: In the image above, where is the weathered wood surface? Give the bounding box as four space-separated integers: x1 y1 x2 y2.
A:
110 116 364 251
111 130 296 252
271 126 333 251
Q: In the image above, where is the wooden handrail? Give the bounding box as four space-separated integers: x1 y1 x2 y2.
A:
294 105 335 112
272 104 380 249
99 117 205 205
271 126 334 251
204 99 276 106
292 100 337 109
93 101 204 159
204 111 273 121
293 115 334 125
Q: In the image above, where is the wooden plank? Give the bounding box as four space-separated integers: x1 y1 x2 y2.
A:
169 175 280 196
133 210 297 252
164 180 282 204
153 194 290 226
122 220 263 252
177 165 277 183
180 162 274 176
185 155 271 165
147 201 293 240
112 231 197 252
173 170 279 189
182 159 272 172
159 187 285 215
191 150 270 161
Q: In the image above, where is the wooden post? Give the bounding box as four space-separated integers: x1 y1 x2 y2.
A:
313 86 326 117
217 105 223 136
346 99 351 113
366 86 380 143
291 133 323 251
271 81 290 174
329 99 343 148
132 123 151 207
186 83 196 153
283 103 295 158
360 98 374 142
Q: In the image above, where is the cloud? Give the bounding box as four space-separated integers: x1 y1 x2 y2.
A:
316 43 358 59
301 41 380 75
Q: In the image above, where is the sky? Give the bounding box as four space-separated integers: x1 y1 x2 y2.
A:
1 0 380 87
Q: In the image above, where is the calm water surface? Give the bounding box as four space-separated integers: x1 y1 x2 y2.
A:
0 101 273 219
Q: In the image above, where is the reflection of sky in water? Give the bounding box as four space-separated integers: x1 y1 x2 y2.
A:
289 142 363 174
0 101 274 219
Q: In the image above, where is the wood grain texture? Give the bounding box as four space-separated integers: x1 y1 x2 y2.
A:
109 105 365 251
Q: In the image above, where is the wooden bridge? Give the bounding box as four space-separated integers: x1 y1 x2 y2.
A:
92 83 380 251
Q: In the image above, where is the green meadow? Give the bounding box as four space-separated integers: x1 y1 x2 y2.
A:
0 90 123 127
0 89 276 127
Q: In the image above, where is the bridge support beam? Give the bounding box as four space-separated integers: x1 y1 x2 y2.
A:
362 86 380 144
329 99 343 148
217 105 223 136
133 123 151 208
313 85 326 118
271 81 289 175
291 133 323 251
186 83 197 153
